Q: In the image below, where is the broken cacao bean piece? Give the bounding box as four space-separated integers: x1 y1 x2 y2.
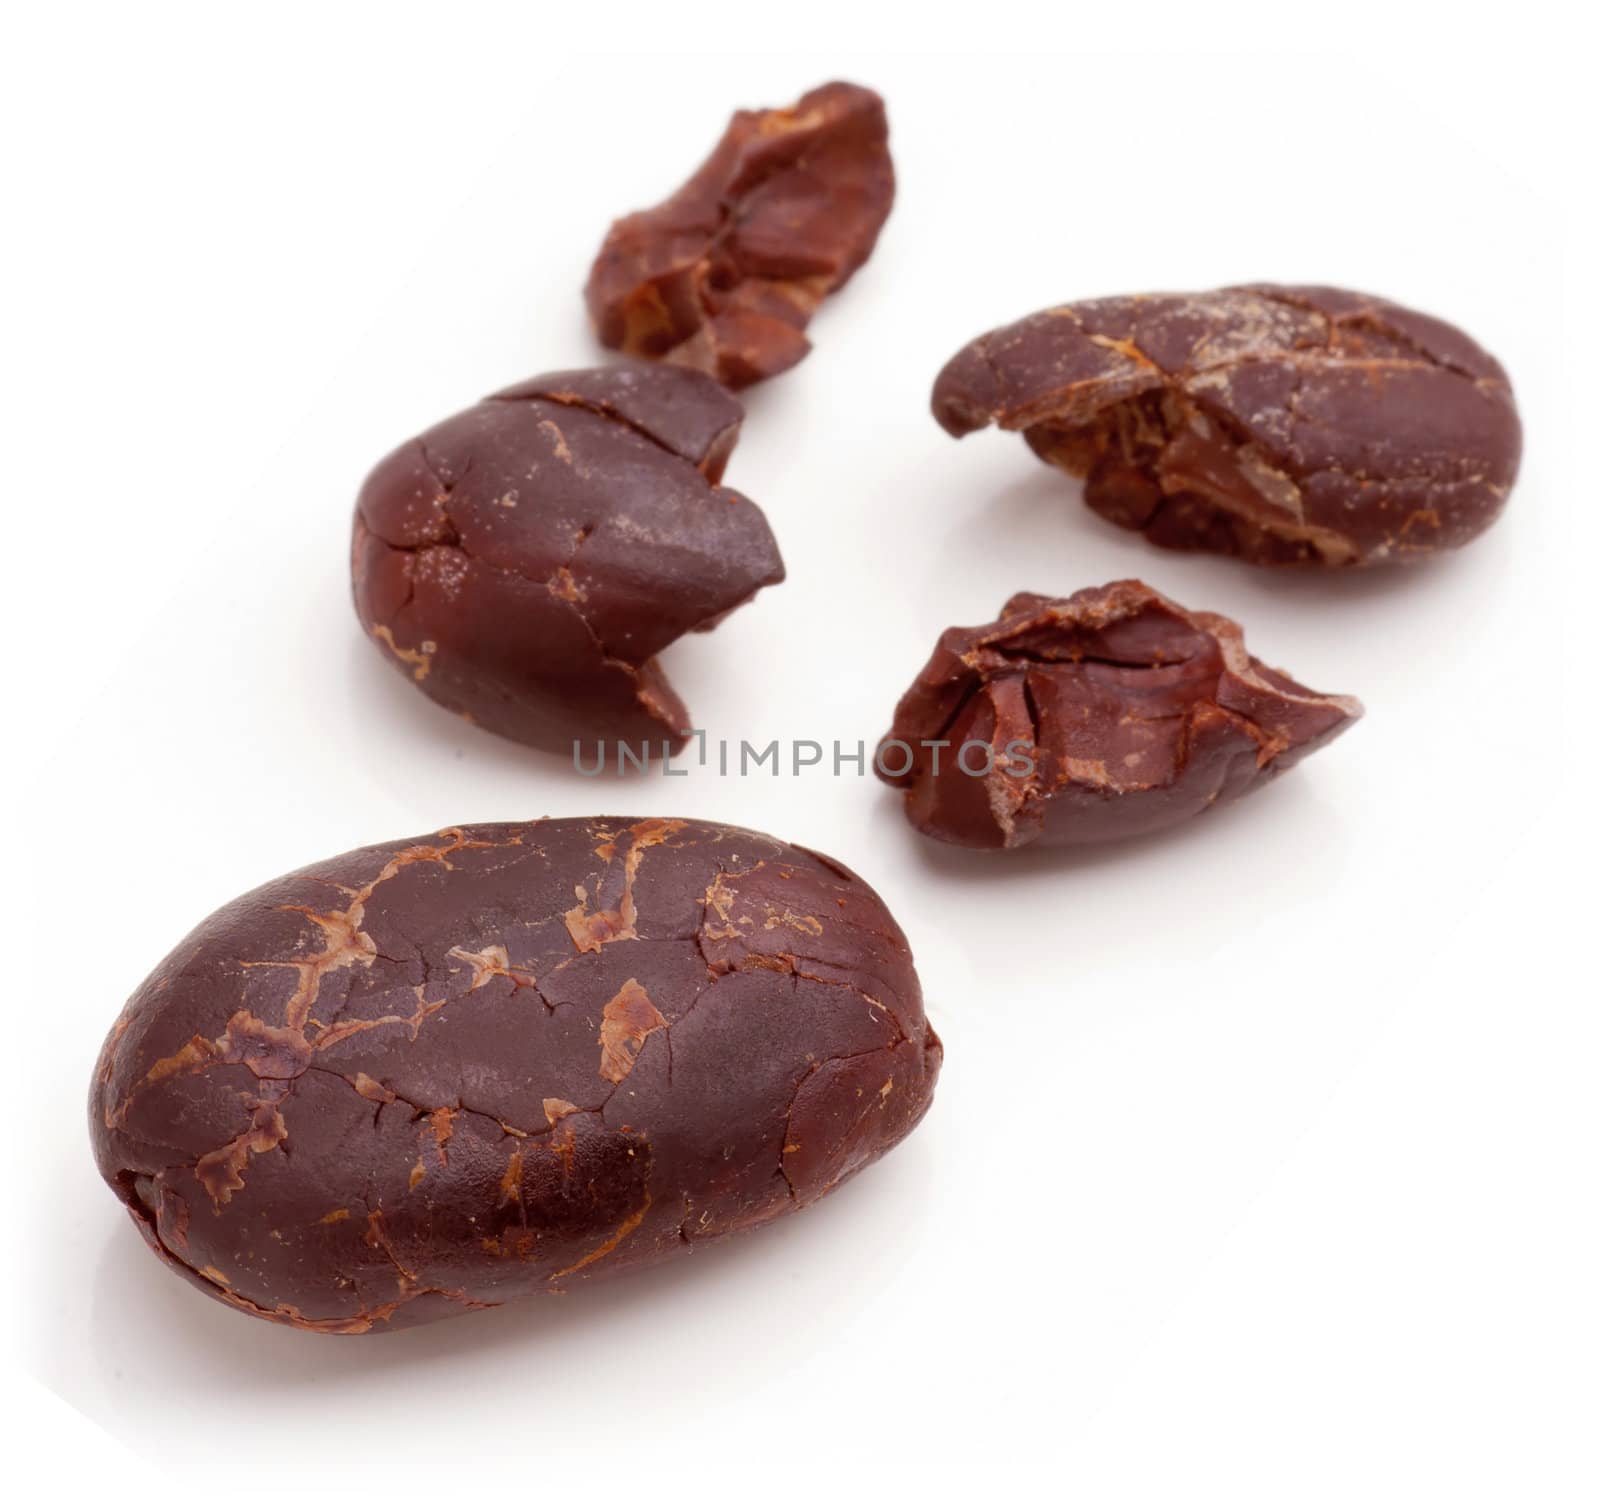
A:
91 817 941 1334
932 285 1521 566
585 80 894 388
879 580 1361 848
351 364 783 757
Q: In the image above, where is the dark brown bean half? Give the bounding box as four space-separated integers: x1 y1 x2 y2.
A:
932 285 1521 566
586 81 894 389
352 365 783 757
879 580 1361 848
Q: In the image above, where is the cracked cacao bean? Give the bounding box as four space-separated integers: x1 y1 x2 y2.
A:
878 581 1361 848
90 817 940 1334
352 364 783 758
585 80 894 388
932 285 1522 566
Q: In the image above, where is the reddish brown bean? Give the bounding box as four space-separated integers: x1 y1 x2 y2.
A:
90 818 940 1334
585 81 894 388
932 286 1521 566
351 365 783 757
879 581 1361 848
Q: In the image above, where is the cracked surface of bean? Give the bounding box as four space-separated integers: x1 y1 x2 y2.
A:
932 285 1522 566
585 81 894 388
878 581 1362 848
90 818 940 1334
351 364 784 757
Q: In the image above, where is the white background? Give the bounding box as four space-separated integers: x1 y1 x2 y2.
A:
7 7 1595 1502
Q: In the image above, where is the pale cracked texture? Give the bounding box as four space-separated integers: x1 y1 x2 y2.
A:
90 818 940 1334
879 581 1362 848
352 365 784 757
932 285 1522 566
585 81 894 388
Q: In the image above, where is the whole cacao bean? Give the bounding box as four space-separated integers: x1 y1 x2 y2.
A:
91 818 939 1333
